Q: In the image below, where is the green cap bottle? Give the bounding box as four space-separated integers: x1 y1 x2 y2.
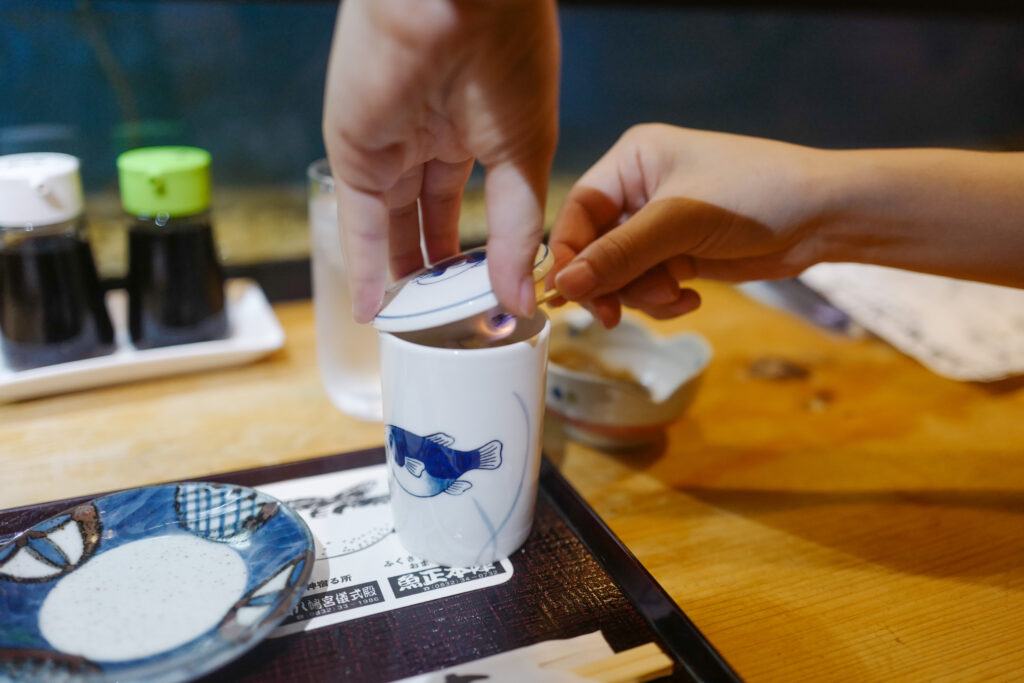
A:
117 146 211 218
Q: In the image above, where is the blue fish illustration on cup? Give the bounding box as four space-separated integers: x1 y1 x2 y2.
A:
386 425 502 497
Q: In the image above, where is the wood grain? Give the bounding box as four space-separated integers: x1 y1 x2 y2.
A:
552 282 1024 682
3 281 1024 681
0 302 383 508
570 643 674 682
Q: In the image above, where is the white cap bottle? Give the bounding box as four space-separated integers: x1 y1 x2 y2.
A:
0 152 113 371
0 153 84 227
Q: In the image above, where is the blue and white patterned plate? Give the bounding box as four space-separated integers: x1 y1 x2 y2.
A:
0 482 314 682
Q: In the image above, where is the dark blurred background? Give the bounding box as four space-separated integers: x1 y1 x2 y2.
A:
3 1 1024 192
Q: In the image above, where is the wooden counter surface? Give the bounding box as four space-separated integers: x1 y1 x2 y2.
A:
3 281 1024 681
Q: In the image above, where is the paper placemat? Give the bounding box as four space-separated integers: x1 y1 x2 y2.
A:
801 263 1024 382
258 465 513 637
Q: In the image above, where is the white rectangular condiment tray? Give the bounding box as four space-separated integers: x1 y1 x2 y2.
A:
0 278 284 402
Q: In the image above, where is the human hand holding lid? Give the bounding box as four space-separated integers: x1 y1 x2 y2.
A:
321 0 559 324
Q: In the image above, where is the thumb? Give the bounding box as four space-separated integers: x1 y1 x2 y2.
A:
554 197 709 301
483 160 549 318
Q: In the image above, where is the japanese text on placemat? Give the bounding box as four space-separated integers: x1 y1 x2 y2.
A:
389 563 506 598
284 580 384 623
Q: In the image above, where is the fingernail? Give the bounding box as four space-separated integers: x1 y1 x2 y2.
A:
594 296 620 329
353 291 383 324
353 305 372 324
519 278 536 318
679 288 702 313
353 304 374 324
555 260 598 300
639 282 679 306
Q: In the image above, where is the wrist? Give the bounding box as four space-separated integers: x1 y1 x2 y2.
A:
799 148 902 268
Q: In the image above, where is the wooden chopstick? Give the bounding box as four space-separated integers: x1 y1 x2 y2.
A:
536 288 561 306
569 642 674 683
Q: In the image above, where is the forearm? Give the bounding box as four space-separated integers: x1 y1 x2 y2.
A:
811 147 1024 287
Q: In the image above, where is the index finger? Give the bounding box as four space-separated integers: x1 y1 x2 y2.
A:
555 197 710 302
548 184 624 277
335 179 391 323
547 137 638 288
483 160 548 318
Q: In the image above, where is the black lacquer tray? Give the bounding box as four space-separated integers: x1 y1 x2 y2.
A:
0 448 740 682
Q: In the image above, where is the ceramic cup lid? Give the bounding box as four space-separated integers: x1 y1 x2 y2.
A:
373 244 552 333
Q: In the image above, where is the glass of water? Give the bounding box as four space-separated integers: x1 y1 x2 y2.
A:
307 159 382 422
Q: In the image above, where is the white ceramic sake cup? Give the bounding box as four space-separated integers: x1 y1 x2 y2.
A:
380 311 550 568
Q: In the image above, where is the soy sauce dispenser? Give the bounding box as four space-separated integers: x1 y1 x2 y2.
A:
0 153 114 370
117 146 228 349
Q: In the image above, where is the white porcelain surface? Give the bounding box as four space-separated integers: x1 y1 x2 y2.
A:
0 279 284 402
546 309 712 447
374 245 552 333
39 535 247 662
380 312 550 567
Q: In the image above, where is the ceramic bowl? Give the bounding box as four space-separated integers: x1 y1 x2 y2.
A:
546 309 712 448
